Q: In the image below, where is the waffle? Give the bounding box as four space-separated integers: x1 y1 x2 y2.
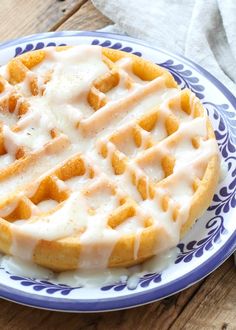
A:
0 45 220 271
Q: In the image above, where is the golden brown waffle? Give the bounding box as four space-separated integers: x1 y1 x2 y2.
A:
0 45 219 271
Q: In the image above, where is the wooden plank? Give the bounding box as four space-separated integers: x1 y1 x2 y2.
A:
0 279 203 330
0 0 87 43
170 256 236 330
57 0 112 31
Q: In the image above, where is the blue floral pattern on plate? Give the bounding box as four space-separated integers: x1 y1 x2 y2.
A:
14 42 67 57
176 216 227 263
159 59 205 99
91 39 142 57
9 276 79 295
0 32 234 311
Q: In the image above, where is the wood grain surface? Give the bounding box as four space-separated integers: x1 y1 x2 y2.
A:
0 1 235 329
0 0 86 42
58 0 111 31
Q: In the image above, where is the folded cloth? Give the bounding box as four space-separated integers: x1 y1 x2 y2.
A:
92 0 236 95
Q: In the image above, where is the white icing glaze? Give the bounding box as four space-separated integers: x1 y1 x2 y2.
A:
0 247 178 289
13 192 88 241
81 84 179 136
0 110 18 126
138 155 165 183
0 200 18 218
133 228 143 260
36 199 59 212
0 255 53 279
0 45 219 271
65 175 90 191
9 223 38 261
116 215 144 234
0 138 73 199
0 153 14 169
219 160 228 182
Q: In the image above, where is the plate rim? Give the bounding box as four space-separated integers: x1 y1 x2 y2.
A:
0 30 235 312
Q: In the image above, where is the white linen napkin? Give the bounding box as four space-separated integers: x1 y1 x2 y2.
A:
92 0 236 95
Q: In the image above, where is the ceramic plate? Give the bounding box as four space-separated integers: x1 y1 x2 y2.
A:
0 31 235 312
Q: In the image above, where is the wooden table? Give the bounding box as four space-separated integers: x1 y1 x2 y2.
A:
0 1 235 329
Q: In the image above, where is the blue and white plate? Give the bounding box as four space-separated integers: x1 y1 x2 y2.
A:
0 31 235 312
